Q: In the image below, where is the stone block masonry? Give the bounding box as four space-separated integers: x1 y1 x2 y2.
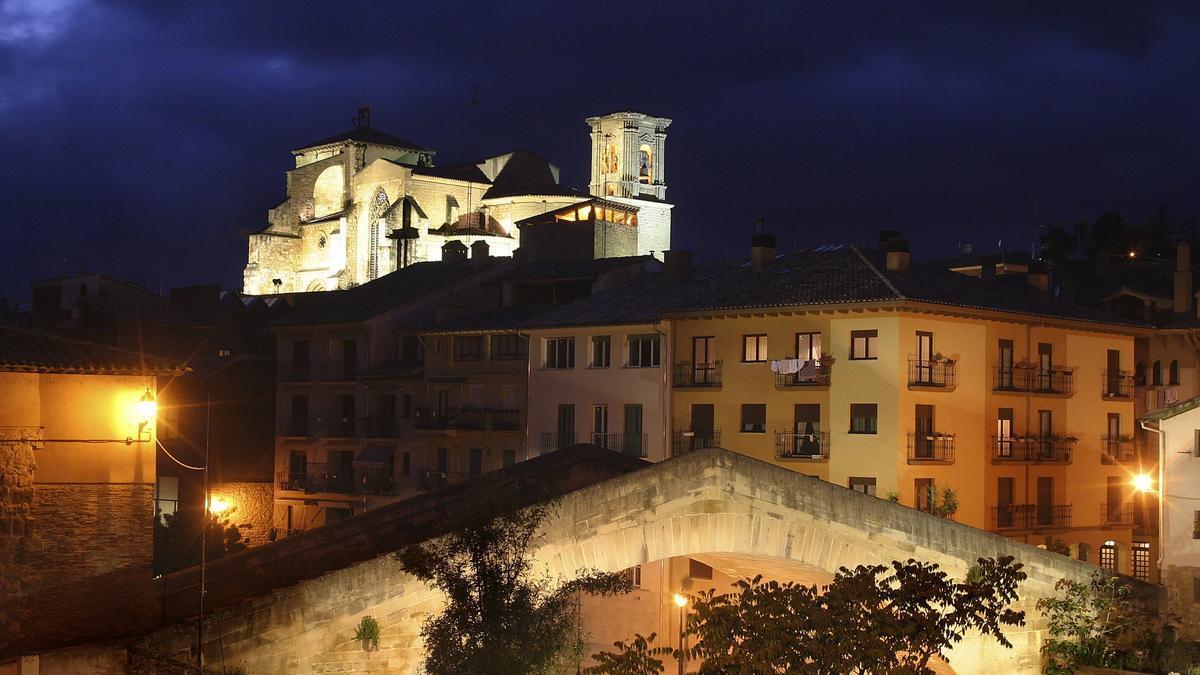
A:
209 481 273 548
0 430 38 654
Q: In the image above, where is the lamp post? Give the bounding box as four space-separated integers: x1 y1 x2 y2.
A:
673 593 688 675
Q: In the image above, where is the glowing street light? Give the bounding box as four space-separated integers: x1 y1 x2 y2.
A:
674 593 689 674
673 593 688 608
1132 473 1155 493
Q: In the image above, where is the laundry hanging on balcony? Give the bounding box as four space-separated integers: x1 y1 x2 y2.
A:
770 358 803 374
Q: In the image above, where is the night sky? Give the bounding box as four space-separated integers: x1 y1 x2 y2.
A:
4 1 1200 301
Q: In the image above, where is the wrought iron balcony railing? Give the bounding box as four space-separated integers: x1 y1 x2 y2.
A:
908 357 956 388
774 359 831 388
1101 435 1138 463
673 361 722 388
991 435 1074 463
672 430 721 456
361 417 401 438
775 431 829 461
1102 502 1135 525
992 365 1074 395
540 432 579 454
589 432 649 457
989 504 1072 530
414 408 486 431
1102 371 1134 399
906 432 955 463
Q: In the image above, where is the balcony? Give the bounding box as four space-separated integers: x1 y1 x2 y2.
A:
773 360 831 388
908 357 956 389
1102 371 1134 399
1100 435 1137 463
992 365 1074 396
419 470 472 492
589 432 649 458
991 435 1075 463
277 470 308 492
673 361 722 388
278 361 359 383
1101 502 1135 526
775 431 829 461
989 504 1072 531
354 465 396 495
361 417 401 438
277 463 354 494
672 430 721 456
414 408 486 431
906 432 955 463
326 417 357 438
540 432 579 454
281 418 311 437
491 409 522 431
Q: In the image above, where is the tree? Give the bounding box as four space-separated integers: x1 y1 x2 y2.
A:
591 556 1026 675
1036 573 1154 674
153 507 246 575
584 633 671 675
396 489 630 675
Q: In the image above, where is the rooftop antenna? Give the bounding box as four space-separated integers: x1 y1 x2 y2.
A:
353 105 371 129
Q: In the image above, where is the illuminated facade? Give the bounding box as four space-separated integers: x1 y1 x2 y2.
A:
244 109 673 294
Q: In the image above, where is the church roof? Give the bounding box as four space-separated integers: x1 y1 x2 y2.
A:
411 162 491 183
296 126 432 153
481 150 575 199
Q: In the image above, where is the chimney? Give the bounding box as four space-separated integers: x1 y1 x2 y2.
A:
979 255 997 282
471 240 490 267
442 240 468 262
1175 240 1192 315
878 229 902 248
885 238 910 273
664 250 693 278
751 218 776 271
1026 262 1049 293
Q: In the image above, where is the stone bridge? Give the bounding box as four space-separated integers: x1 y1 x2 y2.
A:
33 447 1104 674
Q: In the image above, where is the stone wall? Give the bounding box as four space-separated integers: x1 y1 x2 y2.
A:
0 430 38 653
29 483 154 583
1162 564 1200 640
209 481 274 549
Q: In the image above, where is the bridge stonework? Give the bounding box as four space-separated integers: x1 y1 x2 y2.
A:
128 449 1097 674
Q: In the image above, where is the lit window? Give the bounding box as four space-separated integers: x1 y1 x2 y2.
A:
1099 541 1117 571
850 330 879 360
742 335 768 363
545 337 575 369
1132 542 1150 581
628 335 660 368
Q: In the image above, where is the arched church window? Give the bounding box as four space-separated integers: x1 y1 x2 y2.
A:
638 144 652 183
312 165 345 217
370 187 390 220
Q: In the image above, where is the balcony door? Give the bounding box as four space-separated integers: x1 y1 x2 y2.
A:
1106 349 1121 394
1106 476 1123 523
690 404 715 451
1037 343 1053 391
556 404 575 450
592 404 609 447
343 339 358 379
624 404 644 456
997 477 1014 528
692 336 716 385
1036 476 1053 527
1038 410 1053 459
915 404 934 458
916 332 934 383
996 408 1014 458
794 404 821 458
998 339 1014 389
289 450 307 485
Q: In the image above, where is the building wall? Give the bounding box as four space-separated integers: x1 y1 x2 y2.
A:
609 197 671 260
209 481 274 549
1156 406 1200 638
527 323 669 462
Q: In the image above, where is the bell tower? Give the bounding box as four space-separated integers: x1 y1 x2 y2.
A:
588 111 671 201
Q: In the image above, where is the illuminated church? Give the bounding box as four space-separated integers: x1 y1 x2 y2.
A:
243 109 672 294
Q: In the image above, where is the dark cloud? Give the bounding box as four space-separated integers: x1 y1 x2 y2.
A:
2 0 1200 299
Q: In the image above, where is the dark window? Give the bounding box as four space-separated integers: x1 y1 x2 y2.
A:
742 334 768 362
469 448 483 476
403 394 412 419
915 478 934 513
454 336 484 361
591 336 611 368
290 394 309 435
628 335 661 367
1193 511 1200 539
503 449 517 467
850 330 878 360
688 559 714 580
401 452 411 477
546 337 575 369
850 403 877 434
401 335 422 364
490 334 527 360
1170 360 1180 385
849 477 877 496
1153 360 1163 386
292 340 310 378
740 404 766 433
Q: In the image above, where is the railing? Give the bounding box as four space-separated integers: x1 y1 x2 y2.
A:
414 408 486 431
774 359 831 387
673 362 722 388
540 432 579 453
326 418 357 438
277 470 308 492
490 409 522 431
672 430 721 456
1102 502 1135 525
991 435 1074 463
908 357 956 388
776 431 829 460
906 432 955 463
278 361 359 382
281 418 311 437
354 465 396 495
1102 371 1134 399
361 417 401 438
993 366 1074 395
306 462 355 493
418 470 472 492
989 504 1072 530
1101 435 1137 463
589 433 649 457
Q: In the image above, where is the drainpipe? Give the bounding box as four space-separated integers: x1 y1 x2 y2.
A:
654 321 670 461
519 331 533 461
1139 419 1166 575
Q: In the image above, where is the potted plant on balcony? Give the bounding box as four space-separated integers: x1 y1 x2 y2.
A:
354 615 381 651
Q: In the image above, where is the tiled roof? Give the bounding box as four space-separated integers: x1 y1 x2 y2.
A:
297 127 431 152
0 326 185 375
524 245 1147 329
411 162 491 183
1141 394 1200 421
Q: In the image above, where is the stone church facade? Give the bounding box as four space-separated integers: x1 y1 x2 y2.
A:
243 109 673 295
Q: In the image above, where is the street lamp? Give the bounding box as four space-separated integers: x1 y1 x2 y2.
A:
673 593 688 675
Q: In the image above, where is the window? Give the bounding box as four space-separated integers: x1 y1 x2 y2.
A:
624 404 644 456
591 336 611 368
434 337 445 354
850 403 878 434
1099 540 1117 571
742 334 768 362
1132 542 1150 581
403 394 412 419
401 452 411 477
401 335 423 364
503 449 517 467
469 448 483 476
1171 360 1181 385
796 332 821 361
688 559 713 580
545 337 575 369
849 477 877 496
1153 360 1163 386
592 404 609 444
154 476 179 524
621 565 642 588
915 478 934 513
454 336 483 361
628 335 661 368
850 330 878 360
1193 511 1200 539
289 394 309 435
491 334 527 360
740 404 766 433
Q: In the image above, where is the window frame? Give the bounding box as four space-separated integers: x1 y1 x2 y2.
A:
591 335 612 369
544 337 576 369
742 334 768 363
453 335 484 362
490 334 527 361
740 403 767 434
627 334 661 368
849 403 878 434
850 330 879 360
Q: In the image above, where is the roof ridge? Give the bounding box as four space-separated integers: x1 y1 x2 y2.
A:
850 245 906 300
